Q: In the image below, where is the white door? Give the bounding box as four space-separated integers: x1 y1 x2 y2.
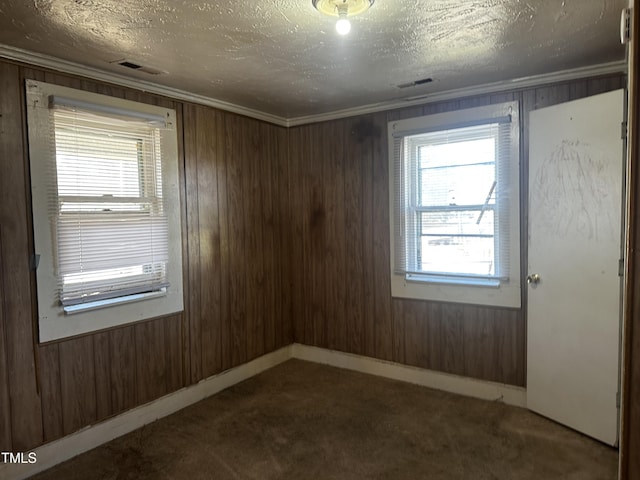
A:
527 89 624 446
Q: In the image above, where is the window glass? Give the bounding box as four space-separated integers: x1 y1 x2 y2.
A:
26 80 184 342
389 102 520 308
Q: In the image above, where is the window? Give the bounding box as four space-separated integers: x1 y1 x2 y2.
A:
27 80 183 342
389 102 521 308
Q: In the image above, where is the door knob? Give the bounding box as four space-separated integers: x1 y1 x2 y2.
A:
527 273 541 284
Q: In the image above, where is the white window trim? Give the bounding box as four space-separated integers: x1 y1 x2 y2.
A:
388 102 521 308
26 80 184 342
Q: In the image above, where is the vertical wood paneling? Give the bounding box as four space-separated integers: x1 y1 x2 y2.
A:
0 234 11 452
391 299 406 363
180 105 288 375
262 122 277 354
290 72 632 386
568 80 588 101
195 105 222 378
344 118 367 356
135 320 167 404
93 332 113 420
58 337 97 436
288 127 306 344
164 315 184 393
441 304 465 375
424 302 443 372
109 325 137 415
214 110 232 372
494 308 524 386
403 300 422 367
462 307 496 381
183 104 202 384
535 83 570 109
388 105 425 122
0 59 290 453
587 76 625 96
0 55 632 454
288 76 625 386
458 95 491 110
183 105 288 374
226 114 248 366
361 120 376 359
308 126 327 347
371 113 395 362
244 119 265 360
424 99 460 116
0 227 11 451
325 120 347 352
274 126 291 347
0 61 43 450
301 126 314 346
176 103 192 388
489 92 517 105
36 344 63 443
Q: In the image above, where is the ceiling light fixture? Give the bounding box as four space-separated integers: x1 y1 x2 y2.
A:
312 0 374 35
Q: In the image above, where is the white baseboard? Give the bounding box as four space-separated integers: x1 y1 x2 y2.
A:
2 342 526 480
1 345 292 480
290 343 527 407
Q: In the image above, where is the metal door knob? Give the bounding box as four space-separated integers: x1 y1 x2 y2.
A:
527 273 541 284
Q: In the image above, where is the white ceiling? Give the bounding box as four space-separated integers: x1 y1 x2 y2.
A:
0 0 628 121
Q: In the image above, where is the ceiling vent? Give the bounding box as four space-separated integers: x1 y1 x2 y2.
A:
397 77 433 89
110 59 166 76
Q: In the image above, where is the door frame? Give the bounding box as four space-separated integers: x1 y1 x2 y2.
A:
620 1 639 478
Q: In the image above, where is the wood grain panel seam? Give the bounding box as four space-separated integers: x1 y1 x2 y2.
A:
176 102 190 388
0 226 14 449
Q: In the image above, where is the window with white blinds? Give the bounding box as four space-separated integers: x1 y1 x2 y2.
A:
53 104 169 307
388 102 521 308
27 80 183 342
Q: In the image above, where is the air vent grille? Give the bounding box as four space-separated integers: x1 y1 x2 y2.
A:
110 59 166 76
119 61 142 70
397 77 433 89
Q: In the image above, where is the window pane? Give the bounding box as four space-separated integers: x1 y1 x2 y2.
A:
418 136 495 168
52 109 168 304
418 210 494 276
55 129 142 198
419 236 495 276
420 210 494 236
418 138 495 207
64 265 147 286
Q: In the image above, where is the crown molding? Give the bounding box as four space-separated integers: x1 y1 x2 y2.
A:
0 44 290 127
0 43 627 128
286 60 628 126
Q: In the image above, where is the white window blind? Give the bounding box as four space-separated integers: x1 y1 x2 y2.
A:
388 101 521 308
49 101 170 307
393 119 513 283
27 80 183 342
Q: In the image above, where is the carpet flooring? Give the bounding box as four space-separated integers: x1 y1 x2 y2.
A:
30 359 618 480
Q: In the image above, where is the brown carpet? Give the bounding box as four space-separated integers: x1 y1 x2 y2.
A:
30 359 617 480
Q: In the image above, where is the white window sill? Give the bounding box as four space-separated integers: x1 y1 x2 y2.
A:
405 274 501 288
391 273 521 308
63 289 167 315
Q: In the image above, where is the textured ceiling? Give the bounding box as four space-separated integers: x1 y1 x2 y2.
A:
0 0 628 120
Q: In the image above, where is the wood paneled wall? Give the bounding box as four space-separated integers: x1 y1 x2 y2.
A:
0 59 292 452
287 74 626 387
0 53 630 457
183 104 291 381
